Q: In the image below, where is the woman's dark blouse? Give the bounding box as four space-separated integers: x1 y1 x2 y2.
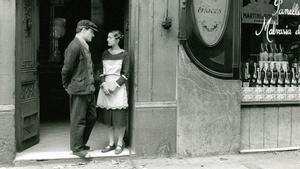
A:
98 50 129 86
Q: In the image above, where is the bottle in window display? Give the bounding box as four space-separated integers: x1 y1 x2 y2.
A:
252 62 257 87
279 44 284 61
273 62 279 87
245 62 250 85
260 43 268 61
266 62 272 87
287 65 292 87
265 43 270 61
250 61 257 87
253 62 257 80
261 63 266 87
268 44 274 61
241 63 245 84
242 62 250 87
296 66 300 87
256 65 261 86
279 63 285 87
292 67 298 86
292 57 298 69
292 58 298 86
274 44 280 61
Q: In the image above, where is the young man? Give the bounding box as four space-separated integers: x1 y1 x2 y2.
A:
61 20 98 158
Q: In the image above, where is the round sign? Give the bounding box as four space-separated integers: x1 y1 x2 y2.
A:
193 0 230 47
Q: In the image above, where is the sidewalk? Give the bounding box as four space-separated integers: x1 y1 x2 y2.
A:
4 151 300 169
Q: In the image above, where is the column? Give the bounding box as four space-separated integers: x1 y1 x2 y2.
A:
0 0 16 164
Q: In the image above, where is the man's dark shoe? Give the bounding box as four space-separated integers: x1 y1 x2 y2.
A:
83 145 90 150
101 145 115 153
72 150 87 158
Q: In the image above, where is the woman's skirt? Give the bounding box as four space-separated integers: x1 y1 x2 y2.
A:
96 74 128 127
101 108 127 127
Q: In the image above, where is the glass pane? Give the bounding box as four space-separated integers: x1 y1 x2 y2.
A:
241 0 300 103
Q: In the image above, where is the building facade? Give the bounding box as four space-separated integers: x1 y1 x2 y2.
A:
1 0 299 164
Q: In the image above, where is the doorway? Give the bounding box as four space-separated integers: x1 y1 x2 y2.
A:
16 0 130 157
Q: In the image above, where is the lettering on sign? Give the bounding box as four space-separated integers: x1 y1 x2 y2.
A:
242 0 277 24
193 0 230 47
255 0 300 43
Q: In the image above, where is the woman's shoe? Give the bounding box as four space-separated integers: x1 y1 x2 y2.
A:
114 144 124 155
101 145 115 153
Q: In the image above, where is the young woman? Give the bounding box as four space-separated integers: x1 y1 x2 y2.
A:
97 30 129 154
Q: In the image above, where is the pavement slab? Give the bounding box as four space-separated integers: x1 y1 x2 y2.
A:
2 151 300 169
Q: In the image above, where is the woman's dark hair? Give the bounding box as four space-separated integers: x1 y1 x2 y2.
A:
109 30 124 40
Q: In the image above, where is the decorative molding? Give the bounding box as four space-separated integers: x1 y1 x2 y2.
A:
23 0 33 38
193 0 230 47
23 113 38 140
22 60 34 69
148 0 154 100
135 101 177 109
241 101 300 106
0 105 15 112
240 147 300 153
21 81 35 100
179 0 187 40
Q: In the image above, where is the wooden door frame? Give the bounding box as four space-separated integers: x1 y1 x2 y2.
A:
15 0 40 152
127 0 138 152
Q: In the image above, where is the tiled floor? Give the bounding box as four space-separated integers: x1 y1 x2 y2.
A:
15 121 131 161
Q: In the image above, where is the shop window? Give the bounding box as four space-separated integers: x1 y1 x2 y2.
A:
179 0 241 79
241 0 300 104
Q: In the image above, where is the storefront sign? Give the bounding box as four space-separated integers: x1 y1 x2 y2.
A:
242 13 278 24
273 0 300 16
242 0 277 24
180 0 240 79
255 0 300 43
193 0 230 47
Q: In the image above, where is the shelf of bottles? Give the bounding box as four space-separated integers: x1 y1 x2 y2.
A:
241 43 300 103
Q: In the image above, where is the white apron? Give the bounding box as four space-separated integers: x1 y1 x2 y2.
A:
96 60 128 109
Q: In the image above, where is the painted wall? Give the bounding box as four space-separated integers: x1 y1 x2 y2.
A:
130 0 179 156
0 0 15 105
177 46 241 156
0 0 16 164
130 0 241 156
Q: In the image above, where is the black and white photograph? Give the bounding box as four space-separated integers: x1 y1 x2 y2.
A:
1 0 300 168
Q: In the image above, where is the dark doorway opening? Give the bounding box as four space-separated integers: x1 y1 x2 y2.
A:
35 0 128 152
38 0 92 122
38 0 127 122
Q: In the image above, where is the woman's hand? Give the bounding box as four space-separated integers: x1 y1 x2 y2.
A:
106 82 119 93
100 82 110 95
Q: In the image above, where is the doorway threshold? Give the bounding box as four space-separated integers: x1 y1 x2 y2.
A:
15 148 133 161
15 122 134 162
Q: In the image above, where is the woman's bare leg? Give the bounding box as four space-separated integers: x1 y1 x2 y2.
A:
116 127 126 146
108 126 114 146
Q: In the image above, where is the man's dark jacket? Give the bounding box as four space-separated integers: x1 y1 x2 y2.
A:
61 37 95 95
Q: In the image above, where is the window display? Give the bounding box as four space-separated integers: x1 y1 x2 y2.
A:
241 0 300 103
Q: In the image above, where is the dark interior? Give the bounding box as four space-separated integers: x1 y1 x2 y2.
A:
38 0 126 122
